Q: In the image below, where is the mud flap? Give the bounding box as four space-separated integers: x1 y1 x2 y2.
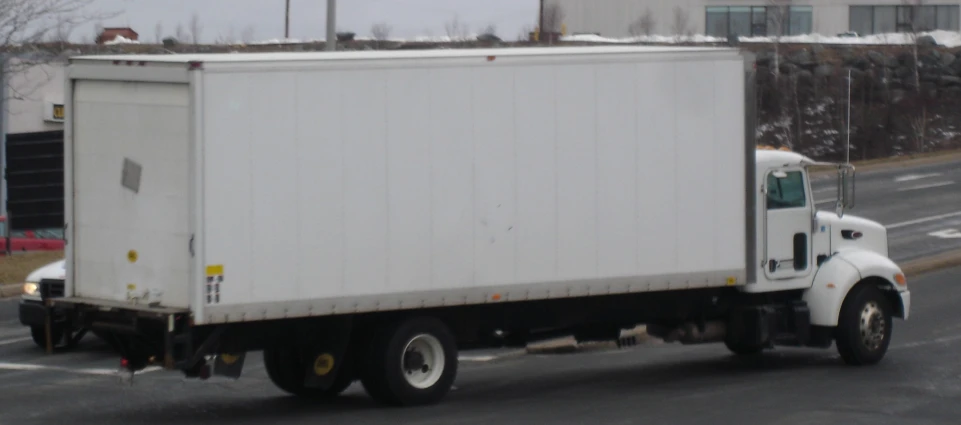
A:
212 352 247 379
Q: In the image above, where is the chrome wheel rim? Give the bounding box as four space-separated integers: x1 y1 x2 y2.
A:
859 301 886 351
401 334 445 389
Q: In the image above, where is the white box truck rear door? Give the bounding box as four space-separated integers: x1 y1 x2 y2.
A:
70 80 192 308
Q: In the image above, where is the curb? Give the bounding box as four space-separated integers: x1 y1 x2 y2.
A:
901 249 961 278
809 149 961 177
0 283 22 299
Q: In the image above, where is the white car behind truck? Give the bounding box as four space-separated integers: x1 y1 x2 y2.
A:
19 259 96 350
45 45 909 406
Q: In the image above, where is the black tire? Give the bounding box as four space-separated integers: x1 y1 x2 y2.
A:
723 338 765 356
30 325 64 350
360 317 458 407
834 284 893 366
263 347 354 398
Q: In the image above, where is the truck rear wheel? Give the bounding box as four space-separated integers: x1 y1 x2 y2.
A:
263 347 354 398
834 284 893 366
360 317 457 406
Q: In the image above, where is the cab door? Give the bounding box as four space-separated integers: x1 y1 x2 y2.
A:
763 169 814 281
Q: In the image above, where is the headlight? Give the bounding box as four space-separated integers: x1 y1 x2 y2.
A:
22 282 39 296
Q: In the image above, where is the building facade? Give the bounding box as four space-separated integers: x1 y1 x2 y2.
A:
548 0 961 39
1 57 67 229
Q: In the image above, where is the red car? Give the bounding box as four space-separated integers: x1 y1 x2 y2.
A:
0 216 65 254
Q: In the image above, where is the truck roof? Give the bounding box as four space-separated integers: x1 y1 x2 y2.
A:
756 150 818 169
69 45 739 65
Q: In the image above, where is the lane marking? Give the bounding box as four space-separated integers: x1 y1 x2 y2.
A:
0 337 32 346
887 211 961 229
813 187 837 194
891 333 961 350
0 362 162 376
894 172 942 182
929 228 961 239
896 181 955 192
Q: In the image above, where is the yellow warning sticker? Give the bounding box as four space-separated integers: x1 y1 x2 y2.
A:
220 353 239 365
206 265 224 276
726 276 737 286
127 250 138 263
205 265 224 305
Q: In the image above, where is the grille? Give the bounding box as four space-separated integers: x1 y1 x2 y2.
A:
38 279 65 299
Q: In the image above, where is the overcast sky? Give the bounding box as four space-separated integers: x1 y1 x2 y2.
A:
84 0 540 43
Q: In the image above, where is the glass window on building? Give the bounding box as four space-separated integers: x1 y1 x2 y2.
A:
919 5 938 30
851 4 959 34
706 7 729 37
752 7 768 35
789 6 813 35
873 6 897 33
729 6 752 35
850 6 874 35
937 5 960 30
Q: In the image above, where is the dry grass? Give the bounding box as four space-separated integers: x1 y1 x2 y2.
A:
0 251 64 285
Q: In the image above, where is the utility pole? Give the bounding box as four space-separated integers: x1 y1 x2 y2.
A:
284 0 290 39
538 0 544 40
326 0 336 51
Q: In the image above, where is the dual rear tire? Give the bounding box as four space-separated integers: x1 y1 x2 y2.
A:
263 316 458 407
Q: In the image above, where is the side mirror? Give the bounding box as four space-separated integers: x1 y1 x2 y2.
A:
836 166 855 216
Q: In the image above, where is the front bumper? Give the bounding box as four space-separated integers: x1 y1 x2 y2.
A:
899 290 911 320
18 299 47 327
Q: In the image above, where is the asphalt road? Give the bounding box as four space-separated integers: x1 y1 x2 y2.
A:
810 158 961 262
0 266 956 425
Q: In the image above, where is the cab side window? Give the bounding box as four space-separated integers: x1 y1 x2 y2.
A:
766 171 807 210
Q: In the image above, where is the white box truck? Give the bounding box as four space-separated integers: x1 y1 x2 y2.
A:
48 45 910 406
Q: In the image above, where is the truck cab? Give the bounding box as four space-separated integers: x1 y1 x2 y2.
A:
745 147 909 364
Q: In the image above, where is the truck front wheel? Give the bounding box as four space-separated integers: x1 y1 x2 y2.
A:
834 284 893 366
361 316 458 406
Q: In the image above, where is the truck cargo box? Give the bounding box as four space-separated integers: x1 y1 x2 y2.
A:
64 46 753 325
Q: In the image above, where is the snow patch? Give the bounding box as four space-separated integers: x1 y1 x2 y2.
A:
104 35 140 45
561 29 961 48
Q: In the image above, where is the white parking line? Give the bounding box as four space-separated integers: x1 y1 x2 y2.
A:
896 181 955 192
0 337 32 346
887 211 961 229
894 172 942 182
0 362 162 376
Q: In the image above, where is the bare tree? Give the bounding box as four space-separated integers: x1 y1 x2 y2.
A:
241 25 256 44
541 3 565 33
216 25 236 45
189 12 203 44
45 14 73 44
518 24 535 42
371 22 391 41
93 21 104 42
910 106 928 152
0 1 117 103
628 8 656 37
444 15 469 41
175 22 188 43
671 6 690 42
155 21 163 44
766 0 792 84
480 23 498 37
901 0 926 93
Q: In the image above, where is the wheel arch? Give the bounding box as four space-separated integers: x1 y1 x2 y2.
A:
803 250 905 327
